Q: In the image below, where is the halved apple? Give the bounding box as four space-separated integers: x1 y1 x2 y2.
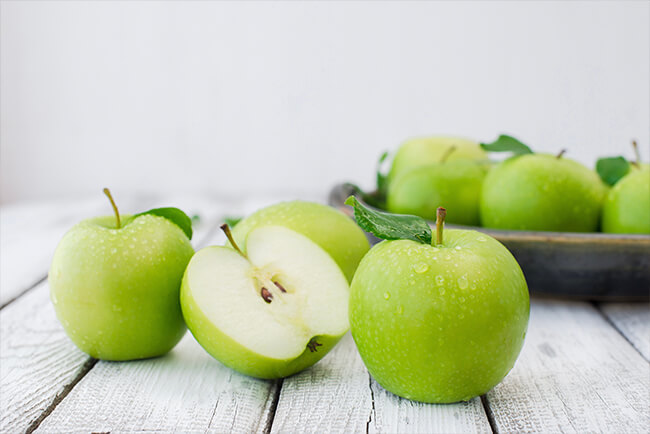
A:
180 225 350 379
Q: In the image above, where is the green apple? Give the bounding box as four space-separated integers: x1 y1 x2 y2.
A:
386 159 486 226
181 224 349 379
480 153 607 231
602 165 650 234
346 198 529 403
230 201 370 282
388 136 487 184
49 189 194 360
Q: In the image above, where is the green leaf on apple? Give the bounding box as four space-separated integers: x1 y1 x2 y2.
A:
376 151 390 196
345 195 432 245
596 156 630 186
135 207 193 240
224 216 242 227
480 134 533 156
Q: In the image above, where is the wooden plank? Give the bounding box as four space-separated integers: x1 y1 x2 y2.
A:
34 334 279 433
0 281 90 433
485 299 650 433
599 302 650 361
271 333 491 433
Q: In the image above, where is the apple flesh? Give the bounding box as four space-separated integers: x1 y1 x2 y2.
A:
230 201 370 282
50 214 194 360
602 166 650 234
350 229 529 403
388 136 487 184
480 154 607 232
386 159 486 226
181 225 350 379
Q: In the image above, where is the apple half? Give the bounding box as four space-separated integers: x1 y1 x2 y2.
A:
180 225 350 379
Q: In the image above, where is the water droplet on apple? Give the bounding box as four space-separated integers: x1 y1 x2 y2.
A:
458 313 465 319
435 275 445 286
383 292 391 300
454 246 462 250
439 287 446 295
112 304 122 312
129 244 135 249
413 263 428 273
431 247 440 252
396 305 403 315
458 275 469 289
444 255 451 261
477 236 487 242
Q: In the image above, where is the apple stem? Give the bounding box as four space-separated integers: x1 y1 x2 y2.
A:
435 207 446 246
220 223 246 258
555 149 567 159
102 188 121 229
440 146 457 163
631 140 641 168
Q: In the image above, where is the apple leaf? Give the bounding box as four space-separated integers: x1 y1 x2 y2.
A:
596 156 630 186
480 134 534 155
376 151 390 197
345 196 432 245
224 216 242 227
135 207 193 240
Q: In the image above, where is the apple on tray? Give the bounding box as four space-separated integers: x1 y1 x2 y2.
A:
181 223 350 379
386 146 487 226
49 189 195 360
479 135 607 232
598 141 650 234
346 196 529 403
387 136 488 185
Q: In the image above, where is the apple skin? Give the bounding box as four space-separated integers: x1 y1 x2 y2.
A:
602 166 650 234
49 214 194 360
386 160 486 226
388 136 487 184
231 201 370 282
350 229 529 403
181 266 343 379
480 154 607 232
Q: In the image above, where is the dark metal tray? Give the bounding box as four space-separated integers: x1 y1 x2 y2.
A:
330 183 650 301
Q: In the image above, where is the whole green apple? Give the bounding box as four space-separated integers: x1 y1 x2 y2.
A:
181 224 350 379
49 190 194 360
230 201 370 282
346 198 529 403
602 165 650 234
480 153 607 231
386 159 486 226
388 136 487 184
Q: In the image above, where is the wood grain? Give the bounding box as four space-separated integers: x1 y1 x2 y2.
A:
599 302 650 361
271 333 492 434
486 299 650 433
0 281 90 432
34 334 278 433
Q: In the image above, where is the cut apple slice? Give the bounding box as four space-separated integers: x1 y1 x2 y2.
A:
181 225 350 378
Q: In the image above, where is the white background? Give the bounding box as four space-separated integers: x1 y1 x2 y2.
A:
1 1 648 204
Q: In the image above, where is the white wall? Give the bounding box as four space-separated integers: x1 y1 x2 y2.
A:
1 1 648 204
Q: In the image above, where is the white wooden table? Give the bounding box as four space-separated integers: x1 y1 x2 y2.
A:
1 194 649 433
